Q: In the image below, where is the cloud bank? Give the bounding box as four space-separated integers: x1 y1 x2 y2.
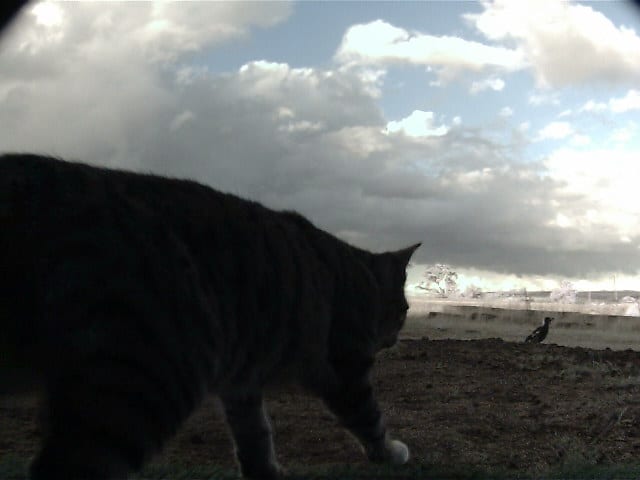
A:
1 1 639 285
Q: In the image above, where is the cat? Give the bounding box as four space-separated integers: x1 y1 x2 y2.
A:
0 153 420 480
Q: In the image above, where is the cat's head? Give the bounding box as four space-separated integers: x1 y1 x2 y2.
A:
370 243 421 350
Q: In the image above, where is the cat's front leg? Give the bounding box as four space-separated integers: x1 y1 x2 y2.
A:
221 390 283 480
320 367 409 466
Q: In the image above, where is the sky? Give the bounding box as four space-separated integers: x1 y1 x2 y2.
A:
1 1 640 294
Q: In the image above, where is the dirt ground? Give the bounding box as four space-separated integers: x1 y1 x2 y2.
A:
3 337 640 477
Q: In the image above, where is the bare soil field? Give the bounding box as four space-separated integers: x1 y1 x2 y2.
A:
4 334 640 478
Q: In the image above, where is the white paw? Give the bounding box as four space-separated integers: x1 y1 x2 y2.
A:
387 439 410 465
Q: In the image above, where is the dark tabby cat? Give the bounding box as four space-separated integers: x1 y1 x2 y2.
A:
0 153 420 480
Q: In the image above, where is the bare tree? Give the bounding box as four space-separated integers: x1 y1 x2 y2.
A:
463 284 483 299
550 280 577 303
417 264 458 297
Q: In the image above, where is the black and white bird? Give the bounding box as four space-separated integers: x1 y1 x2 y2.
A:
524 317 554 343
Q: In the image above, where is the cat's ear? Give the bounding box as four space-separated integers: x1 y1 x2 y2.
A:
394 243 421 267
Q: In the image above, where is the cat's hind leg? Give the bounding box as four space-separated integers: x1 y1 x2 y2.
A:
222 390 283 480
29 432 130 480
30 333 195 480
30 374 149 480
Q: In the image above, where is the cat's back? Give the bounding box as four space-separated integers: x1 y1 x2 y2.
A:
0 154 243 260
0 153 332 332
0 153 218 220
0 154 341 392
0 154 224 343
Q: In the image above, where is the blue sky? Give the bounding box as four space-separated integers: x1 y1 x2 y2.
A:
2 1 640 293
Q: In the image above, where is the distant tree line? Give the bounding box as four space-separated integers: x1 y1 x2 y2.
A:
417 264 583 305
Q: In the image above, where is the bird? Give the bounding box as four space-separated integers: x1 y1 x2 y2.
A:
524 317 554 343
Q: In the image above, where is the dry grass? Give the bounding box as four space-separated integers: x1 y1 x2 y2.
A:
403 300 640 351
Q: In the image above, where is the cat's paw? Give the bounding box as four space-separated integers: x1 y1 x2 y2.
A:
386 439 409 465
367 438 410 465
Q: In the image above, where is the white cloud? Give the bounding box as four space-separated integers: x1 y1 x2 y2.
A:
570 134 591 147
278 120 325 134
324 126 392 159
334 19 526 81
499 106 513 117
536 121 574 140
4 2 292 65
579 90 640 115
610 124 636 144
579 99 608 113
32 2 64 28
545 148 640 239
0 2 292 167
528 91 560 106
609 89 640 113
385 110 449 138
611 128 632 144
467 0 640 88
470 76 505 94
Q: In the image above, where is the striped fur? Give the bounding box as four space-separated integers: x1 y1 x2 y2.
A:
0 154 419 479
